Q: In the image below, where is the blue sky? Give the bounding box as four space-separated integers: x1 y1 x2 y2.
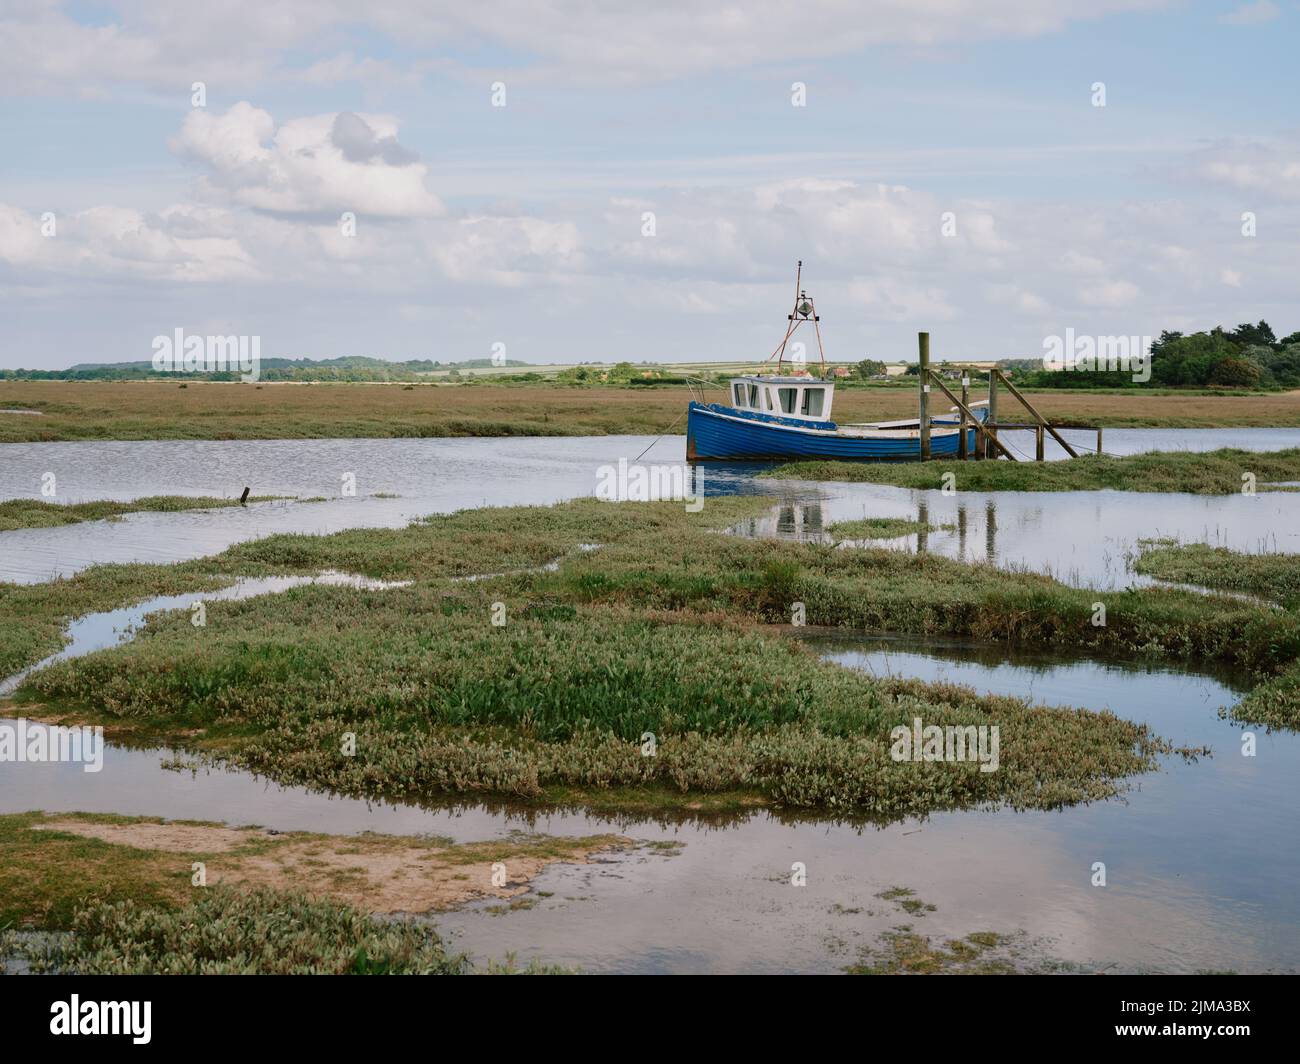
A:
2 1 1298 369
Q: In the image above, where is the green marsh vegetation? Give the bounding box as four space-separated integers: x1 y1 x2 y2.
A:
1136 540 1300 730
1135 540 1300 606
844 929 1021 975
766 448 1300 495
7 886 469 975
826 517 952 540
0 495 288 532
5 497 1299 819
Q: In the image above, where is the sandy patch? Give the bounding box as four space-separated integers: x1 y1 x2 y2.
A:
35 818 630 914
35 819 251 853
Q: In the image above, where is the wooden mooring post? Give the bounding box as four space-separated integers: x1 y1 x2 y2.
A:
918 332 931 461
958 371 969 461
985 371 999 459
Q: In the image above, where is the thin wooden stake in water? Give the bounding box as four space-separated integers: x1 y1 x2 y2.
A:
239 486 250 506
918 332 930 461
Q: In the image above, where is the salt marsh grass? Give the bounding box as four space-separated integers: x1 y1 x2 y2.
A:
7 497 1298 816
12 887 468 975
0 495 287 532
768 448 1300 495
1135 540 1300 729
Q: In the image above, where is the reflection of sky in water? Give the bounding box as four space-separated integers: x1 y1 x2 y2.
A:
3 633 1297 974
0 428 1297 585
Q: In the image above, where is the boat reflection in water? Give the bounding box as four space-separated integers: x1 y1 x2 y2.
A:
727 496 1002 565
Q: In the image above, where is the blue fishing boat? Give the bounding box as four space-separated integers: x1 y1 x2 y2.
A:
687 386 983 461
686 264 985 462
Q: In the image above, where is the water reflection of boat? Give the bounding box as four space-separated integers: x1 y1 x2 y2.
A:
732 501 825 542
733 498 1002 563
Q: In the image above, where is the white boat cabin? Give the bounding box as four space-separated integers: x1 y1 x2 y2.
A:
726 375 836 423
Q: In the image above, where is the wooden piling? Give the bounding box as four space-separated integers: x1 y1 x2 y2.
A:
958 373 969 460
239 486 250 506
985 371 999 459
918 332 931 461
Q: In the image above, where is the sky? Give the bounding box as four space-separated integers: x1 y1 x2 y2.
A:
1 0 1298 369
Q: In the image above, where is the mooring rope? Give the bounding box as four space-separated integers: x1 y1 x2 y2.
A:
634 405 688 462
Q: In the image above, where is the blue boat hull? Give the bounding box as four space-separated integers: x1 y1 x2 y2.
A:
686 402 977 461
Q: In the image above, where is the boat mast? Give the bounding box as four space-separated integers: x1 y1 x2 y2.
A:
768 260 827 375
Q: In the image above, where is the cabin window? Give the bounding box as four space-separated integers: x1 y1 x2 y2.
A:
748 384 759 408
778 387 797 414
801 388 826 417
763 388 774 411
732 383 746 407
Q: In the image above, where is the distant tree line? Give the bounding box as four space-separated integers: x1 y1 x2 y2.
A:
0 355 532 383
1016 322 1300 389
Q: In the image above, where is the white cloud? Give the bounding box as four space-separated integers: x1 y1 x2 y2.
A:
296 53 423 90
170 103 442 217
427 215 584 286
6 104 1300 366
848 277 956 321
988 283 1051 315
1188 136 1300 200
0 204 48 266
0 201 259 282
1079 279 1140 307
